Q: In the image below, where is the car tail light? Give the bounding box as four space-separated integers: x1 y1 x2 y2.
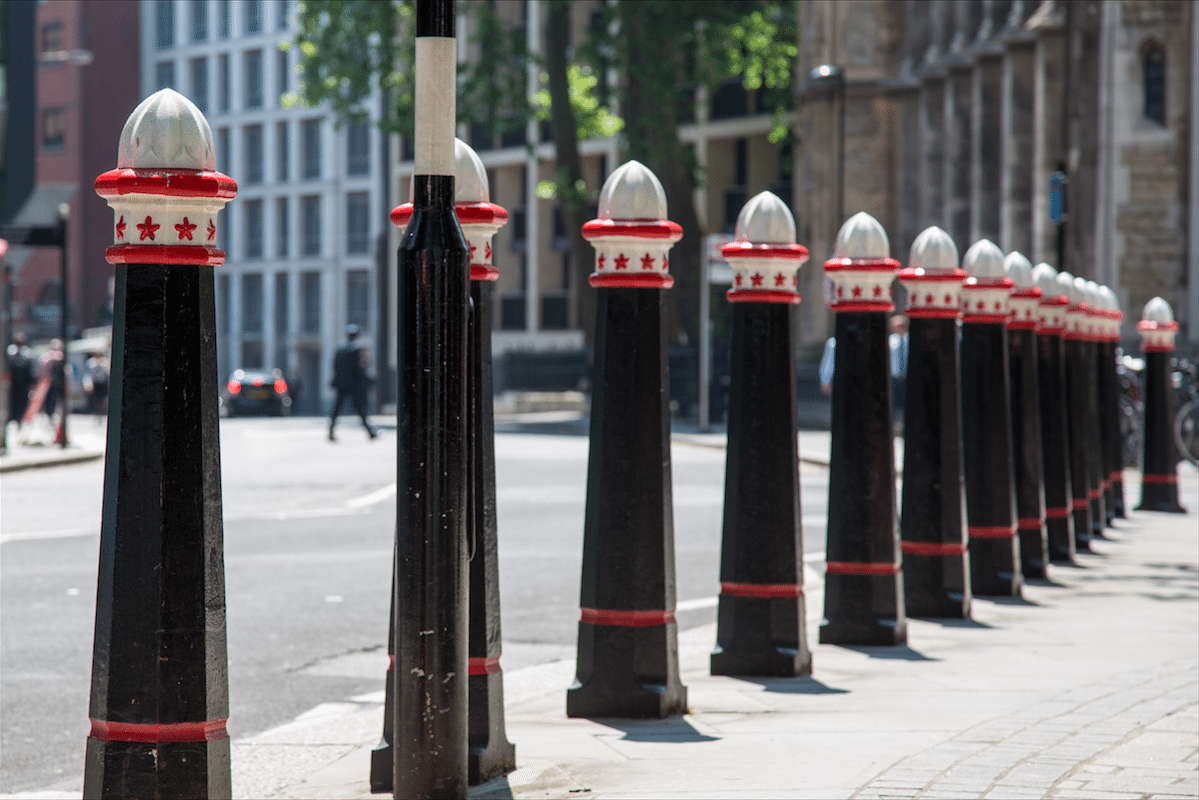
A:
227 380 241 394
274 378 288 394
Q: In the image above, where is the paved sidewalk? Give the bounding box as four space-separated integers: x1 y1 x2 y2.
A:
238 469 1196 800
0 416 108 473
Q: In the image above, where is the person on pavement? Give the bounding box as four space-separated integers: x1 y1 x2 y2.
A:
6 332 35 431
328 324 376 441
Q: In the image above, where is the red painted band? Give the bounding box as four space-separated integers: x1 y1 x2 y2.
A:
1040 296 1070 306
1046 507 1070 519
901 541 967 556
95 168 237 199
1087 488 1102 499
897 268 968 282
1038 325 1067 334
1141 345 1176 353
582 219 684 241
905 307 962 319
589 272 674 289
1102 479 1113 490
471 264 499 282
1011 288 1043 299
962 314 1011 324
1017 518 1043 530
1137 320 1180 332
105 244 225 266
1007 320 1039 331
722 243 809 261
1072 499 1089 510
719 582 803 598
468 656 502 675
823 257 901 272
968 526 1016 539
726 288 801 305
388 654 395 670
390 202 509 229
1141 474 1178 484
964 277 1016 289
579 608 677 627
824 561 901 575
1109 471 1123 482
89 718 228 743
829 301 896 313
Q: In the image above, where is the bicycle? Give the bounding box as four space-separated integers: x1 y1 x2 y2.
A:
1172 357 1198 467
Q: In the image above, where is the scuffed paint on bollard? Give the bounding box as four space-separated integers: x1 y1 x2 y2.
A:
86 88 236 800
711 191 812 677
567 161 688 718
822 213 908 642
1032 264 1076 563
1136 297 1186 513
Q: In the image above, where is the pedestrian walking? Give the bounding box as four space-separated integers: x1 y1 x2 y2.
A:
889 314 909 432
83 352 110 418
6 331 34 431
328 324 377 441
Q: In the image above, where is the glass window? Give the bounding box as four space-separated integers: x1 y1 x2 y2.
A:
275 271 289 336
300 271 321 332
346 192 370 254
346 270 370 330
244 0 263 34
1143 44 1166 125
301 119 321 179
42 21 63 53
189 57 209 113
217 127 230 173
276 47 289 102
300 195 321 256
243 125 264 184
276 121 290 181
244 200 264 259
277 0 290 29
156 0 175 49
244 50 263 109
242 273 263 332
42 108 65 149
275 197 290 257
191 0 208 41
218 0 230 38
217 273 231 334
347 121 370 175
218 53 230 111
155 60 176 90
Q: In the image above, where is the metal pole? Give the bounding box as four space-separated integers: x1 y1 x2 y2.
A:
58 206 69 448
699 242 710 431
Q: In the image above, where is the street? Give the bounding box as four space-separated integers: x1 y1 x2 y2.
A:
0 415 830 795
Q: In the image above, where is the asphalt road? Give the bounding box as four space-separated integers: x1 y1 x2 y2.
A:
0 415 830 795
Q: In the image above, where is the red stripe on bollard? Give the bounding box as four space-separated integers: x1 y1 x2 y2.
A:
468 656 502 675
1072 498 1089 510
579 608 677 627
719 582 804 598
968 526 1016 539
389 654 395 670
1141 474 1178 484
1087 488 1102 499
1046 507 1070 519
1103 479 1113 490
824 561 901 575
901 541 967 556
89 719 228 743
1109 471 1122 482
1017 518 1043 530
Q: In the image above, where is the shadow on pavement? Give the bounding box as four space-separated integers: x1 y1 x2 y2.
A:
589 715 720 743
913 616 994 629
729 675 850 695
840 644 939 661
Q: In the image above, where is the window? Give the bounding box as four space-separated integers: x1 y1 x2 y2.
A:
275 197 290 257
242 273 263 332
346 270 370 330
216 127 230 174
42 21 63 53
276 122 290 181
191 0 208 41
301 119 321 179
277 0 290 29
274 272 290 369
156 0 175 49
155 61 176 90
244 0 263 34
243 125 264 184
217 53 230 111
189 57 209 113
244 50 263 109
300 271 321 332
218 0 230 38
1143 42 1166 125
276 47 289 102
347 121 370 175
346 192 370 254
42 108 65 149
244 200 264 259
300 195 321 255
217 274 231 334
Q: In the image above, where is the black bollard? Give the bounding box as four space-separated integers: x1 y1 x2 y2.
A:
86 89 235 799
1004 253 1048 580
1135 297 1187 513
394 1 472 794
1032 263 1075 563
898 229 971 619
822 213 907 643
567 161 687 718
1078 279 1107 537
1096 286 1127 519
1058 272 1095 553
959 239 1022 598
711 191 812 678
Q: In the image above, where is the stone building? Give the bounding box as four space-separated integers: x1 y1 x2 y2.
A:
794 0 1198 346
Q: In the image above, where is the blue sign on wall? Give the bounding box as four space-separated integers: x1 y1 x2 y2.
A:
1049 171 1066 224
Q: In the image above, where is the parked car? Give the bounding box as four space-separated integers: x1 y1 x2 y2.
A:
222 369 291 417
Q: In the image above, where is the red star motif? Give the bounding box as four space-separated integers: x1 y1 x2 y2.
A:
469 241 477 260
994 302 1001 310
751 273 764 287
614 253 629 270
944 294 952 304
852 286 863 298
207 219 216 241
175 216 198 241
640 253 655 270
873 285 883 297
598 253 606 270
662 256 668 270
925 294 934 304
115 216 126 240
837 287 844 298
775 273 787 287
137 215 160 241
485 242 492 261
735 273 743 286
977 301 985 310
792 276 797 287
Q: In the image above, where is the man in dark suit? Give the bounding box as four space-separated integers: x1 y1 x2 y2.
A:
328 324 377 441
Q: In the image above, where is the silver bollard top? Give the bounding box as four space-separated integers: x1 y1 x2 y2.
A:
1139 296 1178 351
832 212 890 260
961 239 1012 323
1055 270 1079 304
1032 263 1060 296
117 88 215 170
907 226 959 273
597 160 668 221
722 191 808 304
1003 252 1034 287
1142 296 1175 324
454 138 489 203
961 239 1006 279
582 160 682 289
733 190 798 244
1004 252 1040 330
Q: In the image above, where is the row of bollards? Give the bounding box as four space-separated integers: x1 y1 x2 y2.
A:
81 76 1189 798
